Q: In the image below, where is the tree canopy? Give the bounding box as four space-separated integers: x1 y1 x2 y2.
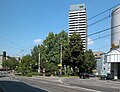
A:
15 30 96 76
2 57 18 70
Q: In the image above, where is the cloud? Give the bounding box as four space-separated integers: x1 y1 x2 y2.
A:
33 39 43 45
88 38 94 45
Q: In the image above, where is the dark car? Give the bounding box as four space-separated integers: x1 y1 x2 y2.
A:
106 74 111 80
100 75 106 80
100 74 111 80
79 73 89 79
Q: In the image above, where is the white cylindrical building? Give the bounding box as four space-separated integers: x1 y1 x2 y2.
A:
111 5 120 48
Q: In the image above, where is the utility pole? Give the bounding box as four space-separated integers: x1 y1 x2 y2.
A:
60 43 62 76
38 52 40 73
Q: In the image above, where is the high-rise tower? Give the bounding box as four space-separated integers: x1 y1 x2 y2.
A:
69 4 87 50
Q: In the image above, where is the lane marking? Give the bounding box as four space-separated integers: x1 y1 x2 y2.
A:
28 78 49 84
111 86 120 89
27 78 101 92
62 83 69 86
58 84 101 92
29 77 60 83
21 78 49 92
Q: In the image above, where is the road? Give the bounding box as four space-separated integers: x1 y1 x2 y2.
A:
0 75 120 92
62 77 120 92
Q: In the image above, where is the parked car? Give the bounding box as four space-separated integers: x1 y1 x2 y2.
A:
100 74 111 80
106 74 111 80
79 73 89 79
0 72 4 77
89 73 96 77
100 75 106 80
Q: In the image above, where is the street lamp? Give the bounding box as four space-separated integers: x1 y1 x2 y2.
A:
58 43 62 76
60 42 62 76
57 42 62 77
37 40 43 74
38 49 40 73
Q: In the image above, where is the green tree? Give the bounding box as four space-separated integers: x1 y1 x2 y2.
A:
43 31 68 66
30 30 69 75
43 32 59 65
38 44 49 71
2 57 18 70
18 55 32 75
31 46 39 72
68 33 84 75
84 49 97 73
9 58 19 70
2 59 9 69
17 31 97 76
29 30 91 76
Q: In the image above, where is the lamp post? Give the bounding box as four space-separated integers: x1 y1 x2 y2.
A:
60 43 62 76
38 46 41 73
38 52 40 73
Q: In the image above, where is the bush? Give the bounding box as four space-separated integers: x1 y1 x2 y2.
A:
15 72 22 76
62 75 70 77
45 72 51 76
39 73 43 76
31 72 39 76
26 73 32 77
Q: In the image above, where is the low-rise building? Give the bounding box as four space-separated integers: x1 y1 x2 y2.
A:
0 55 3 69
0 51 6 69
106 48 120 79
94 51 111 76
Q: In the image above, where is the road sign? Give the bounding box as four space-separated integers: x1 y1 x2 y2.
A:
58 64 62 67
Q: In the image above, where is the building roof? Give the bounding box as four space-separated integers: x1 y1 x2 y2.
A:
70 4 86 11
107 48 120 55
112 5 120 15
93 51 104 59
106 48 120 63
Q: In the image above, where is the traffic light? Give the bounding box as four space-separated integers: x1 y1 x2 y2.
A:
3 51 6 57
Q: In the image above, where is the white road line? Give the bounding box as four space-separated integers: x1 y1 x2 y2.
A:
29 78 49 84
62 83 69 86
58 84 101 92
111 86 120 89
94 84 102 86
28 78 101 92
38 80 49 84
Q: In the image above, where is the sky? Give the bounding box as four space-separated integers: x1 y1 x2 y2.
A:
0 0 120 57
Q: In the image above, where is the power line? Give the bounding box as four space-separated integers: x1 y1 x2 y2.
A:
0 33 35 56
67 3 120 32
14 44 35 56
14 25 120 57
88 3 120 21
0 35 23 48
91 44 110 51
90 34 110 42
19 3 120 55
88 15 110 27
87 24 120 51
88 29 120 51
88 24 120 37
2 4 120 56
88 7 120 28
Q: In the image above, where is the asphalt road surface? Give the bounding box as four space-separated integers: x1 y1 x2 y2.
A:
62 77 120 92
0 75 120 92
16 77 94 92
0 81 47 92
